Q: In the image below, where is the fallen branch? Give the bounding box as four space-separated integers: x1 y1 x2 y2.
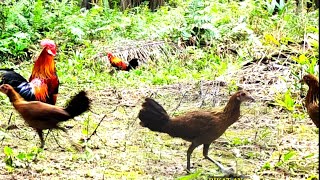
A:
0 112 14 145
170 91 188 115
84 115 109 143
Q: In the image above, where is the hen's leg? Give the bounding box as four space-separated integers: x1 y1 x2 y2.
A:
203 144 234 176
187 142 200 172
36 129 45 148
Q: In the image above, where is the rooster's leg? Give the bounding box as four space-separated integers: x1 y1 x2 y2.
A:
186 142 200 172
36 129 45 148
203 144 235 176
56 126 82 151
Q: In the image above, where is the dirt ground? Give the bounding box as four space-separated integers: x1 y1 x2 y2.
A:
0 60 318 179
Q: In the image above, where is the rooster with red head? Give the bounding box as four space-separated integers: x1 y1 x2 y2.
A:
0 39 59 105
107 52 139 71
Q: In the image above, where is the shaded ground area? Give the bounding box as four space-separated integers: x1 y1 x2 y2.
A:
0 60 318 179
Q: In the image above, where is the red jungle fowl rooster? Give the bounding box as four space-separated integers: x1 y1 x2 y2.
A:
107 52 139 71
0 39 59 105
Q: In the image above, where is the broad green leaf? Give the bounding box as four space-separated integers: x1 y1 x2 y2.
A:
16 153 26 160
3 146 13 156
284 150 296 161
262 162 271 170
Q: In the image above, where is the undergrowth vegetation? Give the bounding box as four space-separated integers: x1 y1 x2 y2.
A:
0 0 318 179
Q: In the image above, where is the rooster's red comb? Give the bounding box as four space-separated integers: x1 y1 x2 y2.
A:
107 52 114 58
40 39 56 49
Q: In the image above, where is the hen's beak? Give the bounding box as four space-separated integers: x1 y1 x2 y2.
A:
248 96 255 102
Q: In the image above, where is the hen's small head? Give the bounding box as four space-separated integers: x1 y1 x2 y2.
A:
40 39 56 56
235 90 255 102
0 84 14 95
301 74 319 86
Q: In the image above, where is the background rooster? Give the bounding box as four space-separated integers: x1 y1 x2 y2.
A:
0 39 59 105
107 52 139 71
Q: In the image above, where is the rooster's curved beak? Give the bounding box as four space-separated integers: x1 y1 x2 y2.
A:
47 49 57 56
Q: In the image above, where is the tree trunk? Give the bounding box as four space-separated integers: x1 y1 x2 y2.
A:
120 0 164 11
81 0 101 9
149 0 164 12
120 0 142 10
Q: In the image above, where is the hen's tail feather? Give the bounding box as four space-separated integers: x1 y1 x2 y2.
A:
64 91 91 118
138 98 170 132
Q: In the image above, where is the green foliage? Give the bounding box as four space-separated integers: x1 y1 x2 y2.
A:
273 89 296 112
275 149 297 168
0 0 317 63
261 149 298 172
257 127 272 141
283 150 296 161
266 0 286 15
262 162 271 170
0 0 72 60
292 54 319 75
81 113 98 139
168 0 221 45
3 146 13 168
231 137 250 146
3 146 42 169
176 170 202 180
227 80 238 94
32 0 44 30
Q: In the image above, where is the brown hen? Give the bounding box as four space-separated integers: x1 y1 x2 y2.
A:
138 90 254 173
300 74 319 128
0 84 90 149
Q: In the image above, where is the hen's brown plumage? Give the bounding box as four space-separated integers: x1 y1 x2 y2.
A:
0 84 90 149
301 74 319 128
138 90 255 173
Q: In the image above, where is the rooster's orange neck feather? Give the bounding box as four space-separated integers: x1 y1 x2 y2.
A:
30 79 49 102
30 48 56 80
111 57 127 70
